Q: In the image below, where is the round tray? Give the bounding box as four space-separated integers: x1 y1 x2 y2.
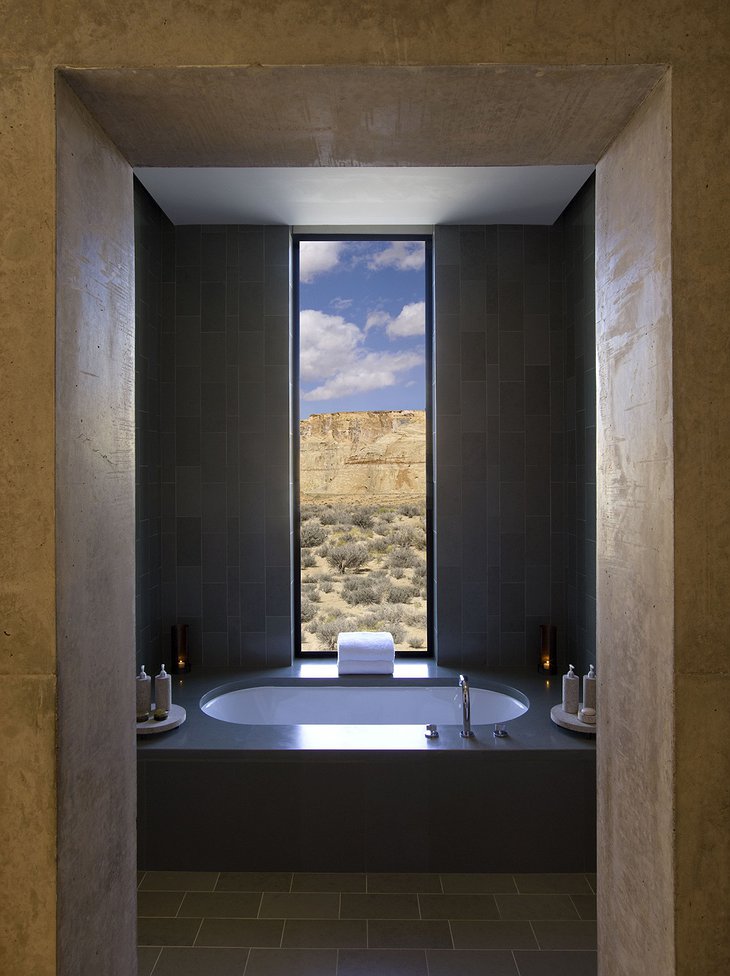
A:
136 703 186 735
550 702 596 735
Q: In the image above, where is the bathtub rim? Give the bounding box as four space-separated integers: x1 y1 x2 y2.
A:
199 673 530 729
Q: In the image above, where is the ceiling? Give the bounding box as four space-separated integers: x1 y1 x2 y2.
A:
64 63 663 225
135 165 595 226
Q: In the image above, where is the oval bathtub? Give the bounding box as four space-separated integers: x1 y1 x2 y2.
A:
201 682 529 726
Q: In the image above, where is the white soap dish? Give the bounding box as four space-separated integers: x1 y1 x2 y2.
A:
136 703 186 735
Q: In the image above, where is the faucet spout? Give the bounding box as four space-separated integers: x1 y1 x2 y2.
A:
459 674 474 738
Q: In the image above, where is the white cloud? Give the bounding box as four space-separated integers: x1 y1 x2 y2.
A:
330 296 354 311
299 309 363 382
303 349 424 401
367 241 425 272
365 301 425 339
299 241 344 282
300 307 424 401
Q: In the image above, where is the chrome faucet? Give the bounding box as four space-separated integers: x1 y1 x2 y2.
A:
459 674 474 737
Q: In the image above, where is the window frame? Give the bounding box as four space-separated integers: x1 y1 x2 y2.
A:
292 232 434 658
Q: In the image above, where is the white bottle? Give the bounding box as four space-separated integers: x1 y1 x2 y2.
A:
136 665 151 721
155 664 171 714
563 663 579 714
583 664 596 712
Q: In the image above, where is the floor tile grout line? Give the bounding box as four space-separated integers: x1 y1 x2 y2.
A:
146 946 163 976
191 917 205 948
446 918 455 951
527 920 540 951
289 873 294 893
257 891 264 919
512 948 523 976
365 918 369 949
241 945 250 976
279 918 285 948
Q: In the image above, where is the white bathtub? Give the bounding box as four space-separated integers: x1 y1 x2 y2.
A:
201 682 529 726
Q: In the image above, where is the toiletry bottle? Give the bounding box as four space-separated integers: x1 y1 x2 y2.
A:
562 663 579 714
155 664 171 716
136 665 152 722
583 664 596 711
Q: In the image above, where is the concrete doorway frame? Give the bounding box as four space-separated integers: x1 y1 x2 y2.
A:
55 64 673 976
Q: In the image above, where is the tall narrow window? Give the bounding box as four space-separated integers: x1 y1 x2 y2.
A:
294 236 432 656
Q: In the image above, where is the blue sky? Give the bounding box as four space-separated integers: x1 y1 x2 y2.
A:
298 240 427 418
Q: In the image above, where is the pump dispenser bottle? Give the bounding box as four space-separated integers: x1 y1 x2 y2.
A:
583 665 596 712
136 665 152 722
155 664 171 717
562 664 579 714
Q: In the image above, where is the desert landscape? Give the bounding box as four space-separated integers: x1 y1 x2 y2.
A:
299 409 427 652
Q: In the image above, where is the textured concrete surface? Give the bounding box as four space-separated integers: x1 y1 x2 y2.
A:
0 675 56 976
1 3 729 975
596 76 674 976
62 65 665 167
55 80 137 976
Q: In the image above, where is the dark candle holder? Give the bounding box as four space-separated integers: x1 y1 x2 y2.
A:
171 624 191 674
538 624 558 675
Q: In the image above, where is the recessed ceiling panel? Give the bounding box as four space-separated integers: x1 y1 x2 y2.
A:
135 165 595 225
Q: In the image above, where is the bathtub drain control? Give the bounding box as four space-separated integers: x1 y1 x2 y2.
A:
425 724 439 739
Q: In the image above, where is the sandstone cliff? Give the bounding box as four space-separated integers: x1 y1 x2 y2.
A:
300 410 426 502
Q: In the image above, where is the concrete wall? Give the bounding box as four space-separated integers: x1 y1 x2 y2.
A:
596 77 674 974
55 81 137 975
2 4 729 976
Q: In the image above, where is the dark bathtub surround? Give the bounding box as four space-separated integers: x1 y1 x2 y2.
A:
433 181 596 672
137 666 596 874
157 223 292 669
135 180 173 672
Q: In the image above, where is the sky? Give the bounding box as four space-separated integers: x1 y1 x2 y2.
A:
298 240 427 418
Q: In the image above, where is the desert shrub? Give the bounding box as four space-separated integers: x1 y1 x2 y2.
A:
391 525 426 550
351 506 375 529
383 582 420 604
408 636 425 648
301 581 321 602
398 502 424 518
368 535 389 553
358 612 405 645
300 551 317 569
314 615 358 650
343 583 383 606
318 578 333 593
300 597 317 623
390 566 404 579
387 547 423 570
319 505 352 527
300 521 327 548
411 559 427 579
326 542 369 574
378 509 396 523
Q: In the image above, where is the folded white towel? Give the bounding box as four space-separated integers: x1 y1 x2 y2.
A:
337 658 395 675
337 631 395 660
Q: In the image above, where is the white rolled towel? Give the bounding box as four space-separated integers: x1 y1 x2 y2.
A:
337 659 394 675
337 631 395 661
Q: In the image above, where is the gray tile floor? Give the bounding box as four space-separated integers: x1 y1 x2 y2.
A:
138 872 597 976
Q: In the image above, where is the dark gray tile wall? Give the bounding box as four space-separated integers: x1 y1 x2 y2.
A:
135 180 172 672
559 176 596 673
157 224 292 667
434 225 567 668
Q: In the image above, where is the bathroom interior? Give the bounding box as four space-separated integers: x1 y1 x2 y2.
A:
128 137 600 973
44 59 717 976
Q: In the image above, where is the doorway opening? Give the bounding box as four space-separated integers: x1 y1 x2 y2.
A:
293 235 434 656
